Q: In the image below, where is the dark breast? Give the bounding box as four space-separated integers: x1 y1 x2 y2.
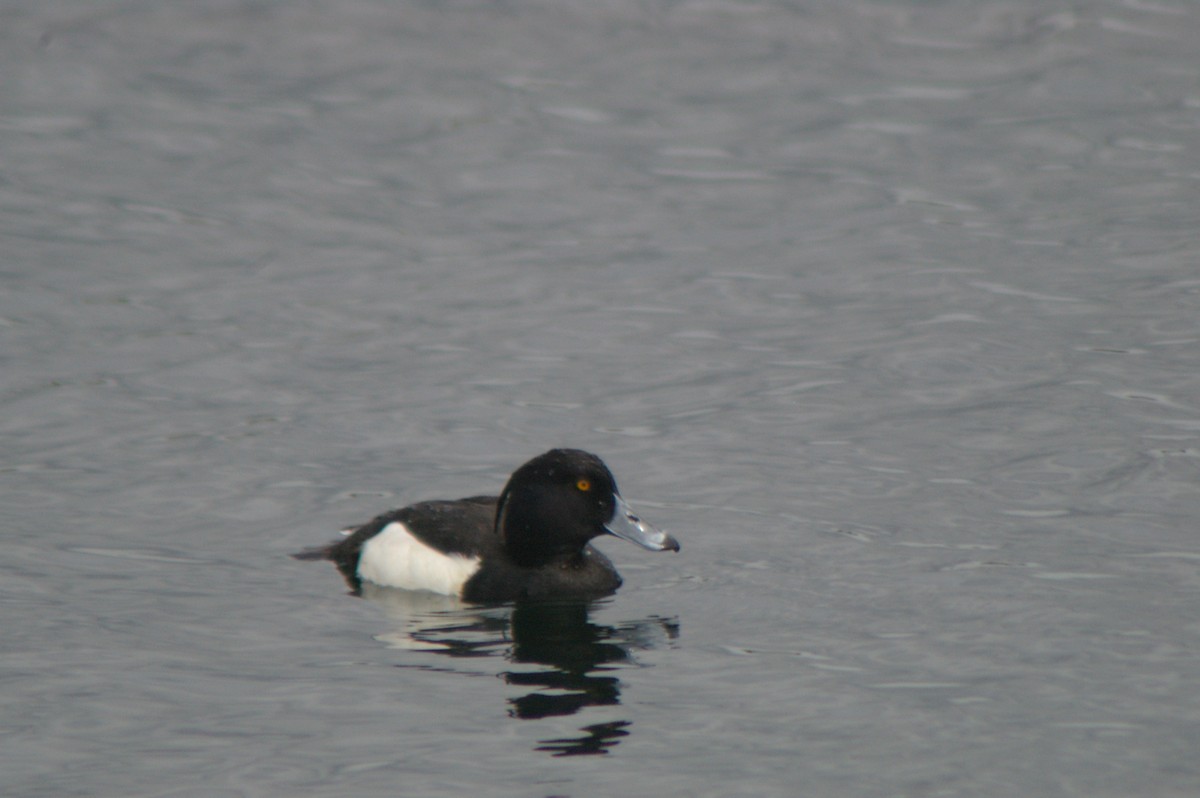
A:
461 544 622 603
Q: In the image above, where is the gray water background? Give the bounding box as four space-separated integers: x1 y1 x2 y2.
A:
4 1 1200 796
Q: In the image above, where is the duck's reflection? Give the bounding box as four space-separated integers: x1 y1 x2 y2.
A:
361 584 679 756
506 600 629 719
536 720 631 757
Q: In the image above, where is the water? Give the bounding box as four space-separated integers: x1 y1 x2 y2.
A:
4 1 1200 795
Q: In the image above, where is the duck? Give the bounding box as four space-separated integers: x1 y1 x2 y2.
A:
296 449 679 602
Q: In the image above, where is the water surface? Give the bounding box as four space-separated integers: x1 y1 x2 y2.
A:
4 1 1200 796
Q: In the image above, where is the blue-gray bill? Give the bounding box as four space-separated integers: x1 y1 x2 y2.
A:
604 494 680 552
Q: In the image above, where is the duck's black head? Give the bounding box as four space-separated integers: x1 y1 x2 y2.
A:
495 449 679 567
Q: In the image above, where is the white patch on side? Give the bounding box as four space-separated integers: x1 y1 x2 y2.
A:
357 521 481 597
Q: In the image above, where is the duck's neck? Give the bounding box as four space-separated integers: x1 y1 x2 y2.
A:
496 487 585 567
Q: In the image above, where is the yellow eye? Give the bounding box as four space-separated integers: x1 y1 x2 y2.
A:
576 479 591 492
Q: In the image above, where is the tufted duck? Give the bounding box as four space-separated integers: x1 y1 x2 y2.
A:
296 449 679 602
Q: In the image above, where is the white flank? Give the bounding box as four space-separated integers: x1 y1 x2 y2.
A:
357 521 481 597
